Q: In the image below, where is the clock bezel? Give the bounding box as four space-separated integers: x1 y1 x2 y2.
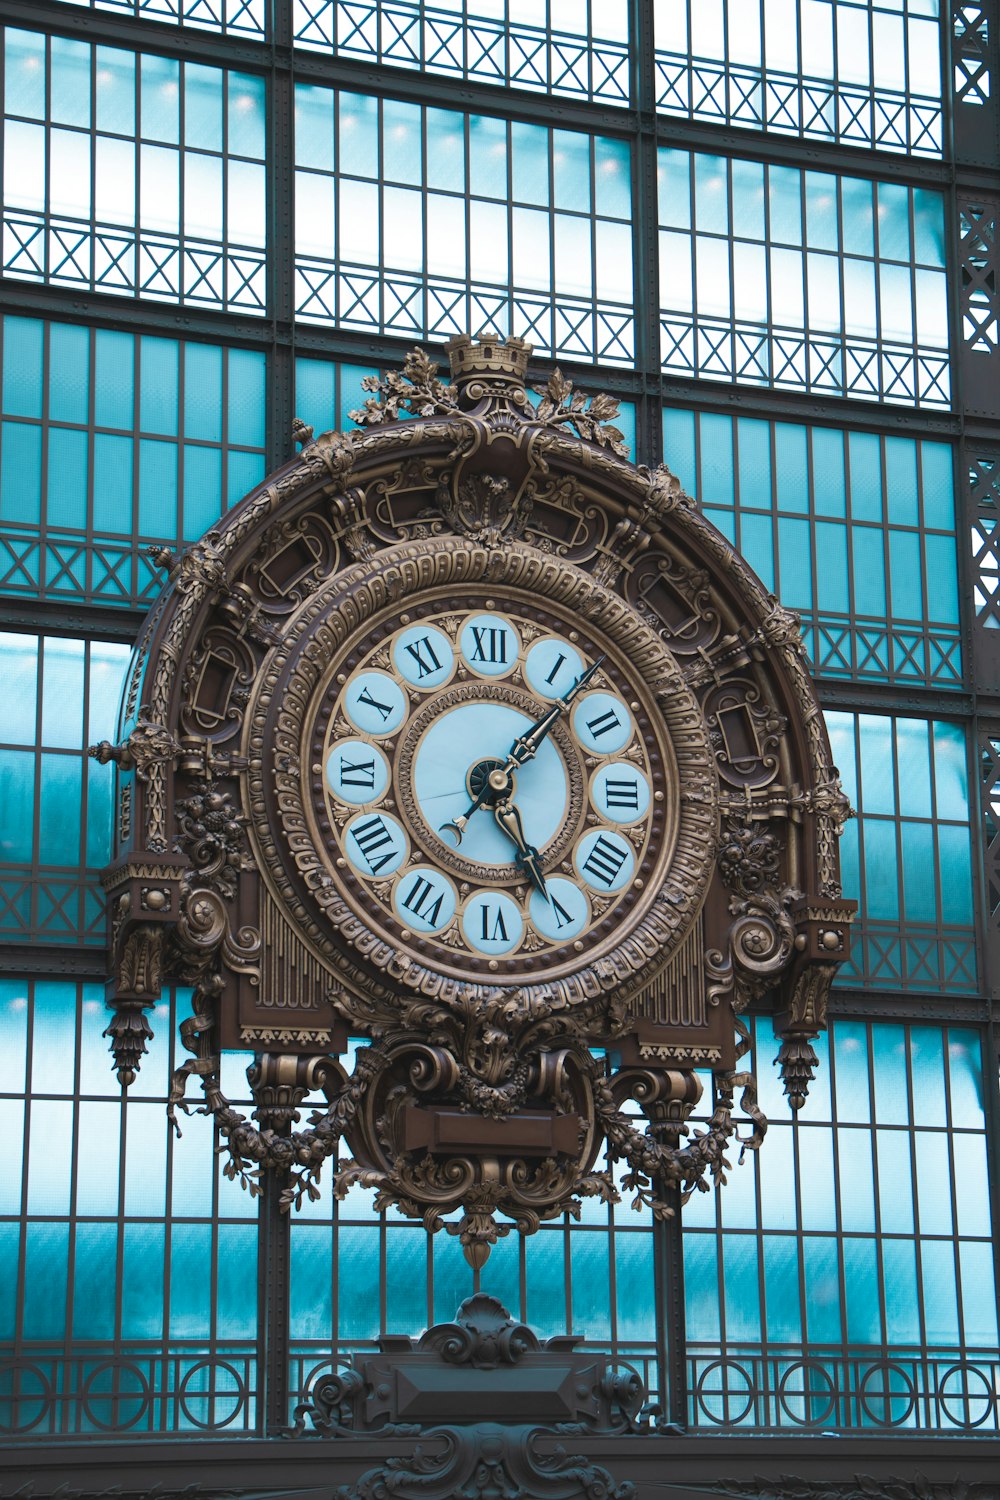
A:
245 538 720 1009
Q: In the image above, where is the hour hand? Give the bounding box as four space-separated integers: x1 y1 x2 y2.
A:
493 797 547 899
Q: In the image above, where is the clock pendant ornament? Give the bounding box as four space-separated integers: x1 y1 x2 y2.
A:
96 334 855 1265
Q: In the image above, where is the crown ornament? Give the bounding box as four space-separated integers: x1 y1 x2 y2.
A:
445 331 534 403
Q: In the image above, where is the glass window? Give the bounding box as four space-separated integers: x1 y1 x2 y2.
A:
826 711 976 992
684 1018 996 1430
0 316 267 608
654 0 943 156
663 408 961 688
57 0 266 34
0 978 259 1436
1 28 267 311
658 151 949 405
0 633 129 944
294 86 635 364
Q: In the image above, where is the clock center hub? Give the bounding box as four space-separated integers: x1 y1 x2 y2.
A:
468 758 516 804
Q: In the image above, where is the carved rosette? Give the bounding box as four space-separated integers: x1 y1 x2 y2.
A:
95 333 854 1259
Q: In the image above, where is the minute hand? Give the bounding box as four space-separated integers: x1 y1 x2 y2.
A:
507 657 604 767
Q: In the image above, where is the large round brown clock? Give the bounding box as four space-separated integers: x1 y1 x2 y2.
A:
248 540 718 1010
97 333 853 1264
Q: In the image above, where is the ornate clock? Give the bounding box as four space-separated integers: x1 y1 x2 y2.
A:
94 335 855 1264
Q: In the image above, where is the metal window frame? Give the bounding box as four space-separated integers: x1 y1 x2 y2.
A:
0 0 996 1451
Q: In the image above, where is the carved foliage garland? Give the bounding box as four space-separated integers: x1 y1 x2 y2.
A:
97 334 855 1263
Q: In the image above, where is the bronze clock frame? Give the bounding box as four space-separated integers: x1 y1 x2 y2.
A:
94 334 855 1264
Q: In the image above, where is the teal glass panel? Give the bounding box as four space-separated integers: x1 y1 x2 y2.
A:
72 1223 118 1340
95 331 134 430
294 356 382 437
802 1237 841 1344
947 1030 985 1128
121 1222 165 1339
960 1242 999 1346
2 317 43 420
872 1027 910 1125
182 445 223 541
843 1238 881 1344
837 1126 876 1232
655 3 942 154
525 1230 568 1337
721 1236 761 1341
217 1226 258 1339
293 0 630 105
75 1100 121 1215
0 633 129 943
140 339 179 436
49 324 89 424
169 1223 214 1336
763 1236 801 1342
614 1232 655 1341
570 1233 610 1338
796 1127 836 1230
662 408 962 688
0 1224 18 1341
290 1224 333 1339
682 1233 721 1341
184 343 223 443
385 1228 428 1334
1 421 41 524
0 317 266 609
338 1226 381 1338
22 1222 70 1338
881 1238 921 1343
48 428 88 529
921 1240 960 1344
876 1130 914 1233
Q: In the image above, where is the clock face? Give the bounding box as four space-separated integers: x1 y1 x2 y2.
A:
305 592 674 981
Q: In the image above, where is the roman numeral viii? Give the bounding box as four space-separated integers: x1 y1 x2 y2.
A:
350 815 397 873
